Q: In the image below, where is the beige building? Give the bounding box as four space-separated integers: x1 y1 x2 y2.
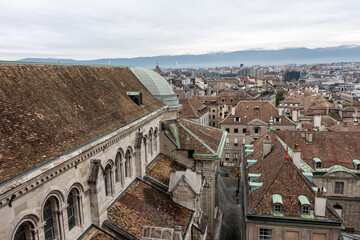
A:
220 101 296 164
276 131 360 234
243 133 344 240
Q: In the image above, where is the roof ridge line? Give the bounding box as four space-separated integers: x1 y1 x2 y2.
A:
178 122 216 155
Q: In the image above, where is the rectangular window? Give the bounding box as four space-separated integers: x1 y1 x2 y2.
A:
254 127 260 134
234 138 238 146
274 204 282 213
225 153 230 160
243 128 247 133
225 128 230 133
225 138 230 147
234 152 238 159
234 128 239 133
301 205 310 215
334 182 344 194
259 228 272 240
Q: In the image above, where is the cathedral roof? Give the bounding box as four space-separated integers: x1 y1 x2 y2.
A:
0 64 164 184
130 67 181 109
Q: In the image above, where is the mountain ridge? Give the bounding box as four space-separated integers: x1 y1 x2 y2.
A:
18 45 360 68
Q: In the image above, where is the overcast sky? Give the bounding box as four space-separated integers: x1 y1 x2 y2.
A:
1 0 360 60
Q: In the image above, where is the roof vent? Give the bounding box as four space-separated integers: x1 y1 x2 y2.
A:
186 137 191 141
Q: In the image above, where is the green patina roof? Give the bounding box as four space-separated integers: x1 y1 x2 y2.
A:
126 91 141 96
313 157 322 163
298 195 310 205
129 67 180 108
272 194 283 205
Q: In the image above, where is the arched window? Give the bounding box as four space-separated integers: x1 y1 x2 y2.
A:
149 131 153 156
143 137 148 163
115 152 121 183
67 191 75 230
104 165 113 196
154 129 158 153
14 222 34 240
43 199 57 240
125 150 132 178
67 188 82 231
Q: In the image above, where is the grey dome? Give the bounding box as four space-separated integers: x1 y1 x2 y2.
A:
130 67 180 109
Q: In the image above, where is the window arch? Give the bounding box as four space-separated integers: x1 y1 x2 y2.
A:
13 221 35 240
43 196 62 240
104 164 113 196
148 130 153 157
125 149 132 178
67 187 83 231
143 136 148 164
154 128 158 154
115 152 121 183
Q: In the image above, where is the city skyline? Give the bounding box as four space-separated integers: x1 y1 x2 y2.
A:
1 0 360 61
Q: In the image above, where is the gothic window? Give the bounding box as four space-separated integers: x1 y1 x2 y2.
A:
149 131 153 156
125 150 132 178
67 191 75 230
115 152 122 183
104 165 113 196
13 221 35 240
43 200 55 240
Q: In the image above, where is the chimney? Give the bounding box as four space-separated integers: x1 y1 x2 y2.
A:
231 107 236 116
305 129 313 144
315 187 326 217
278 107 284 116
284 142 290 161
292 110 298 122
326 105 329 115
314 115 321 128
262 135 272 158
292 144 301 170
342 122 348 132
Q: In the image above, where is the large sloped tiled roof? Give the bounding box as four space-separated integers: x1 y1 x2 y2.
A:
221 101 295 125
275 131 360 169
78 224 116 240
163 119 226 158
179 97 208 118
246 133 342 222
146 154 187 187
107 179 192 239
0 64 164 184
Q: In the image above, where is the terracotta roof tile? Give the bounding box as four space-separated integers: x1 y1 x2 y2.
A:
107 179 192 238
79 225 116 240
146 154 187 186
0 65 164 184
179 97 208 118
221 101 295 125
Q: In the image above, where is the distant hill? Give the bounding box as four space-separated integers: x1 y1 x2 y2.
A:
19 45 360 68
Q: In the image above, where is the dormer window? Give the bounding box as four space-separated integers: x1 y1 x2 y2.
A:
234 117 241 122
301 205 310 215
272 194 283 214
274 117 281 122
127 91 143 105
274 204 282 213
313 158 322 169
353 159 360 170
298 195 311 215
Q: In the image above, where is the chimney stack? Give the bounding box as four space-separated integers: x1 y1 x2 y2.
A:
315 187 326 217
292 144 301 169
231 107 236 116
278 107 284 117
326 105 329 115
292 110 298 122
262 135 272 158
314 115 321 129
305 129 313 144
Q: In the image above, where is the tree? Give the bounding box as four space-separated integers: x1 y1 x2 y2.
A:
276 90 286 106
